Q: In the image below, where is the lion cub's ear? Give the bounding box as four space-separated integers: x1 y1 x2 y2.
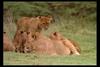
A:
36 16 41 19
53 32 57 35
20 31 24 34
3 32 6 34
53 32 65 40
26 32 30 35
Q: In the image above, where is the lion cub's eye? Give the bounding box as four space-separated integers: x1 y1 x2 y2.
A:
53 32 57 35
3 32 6 34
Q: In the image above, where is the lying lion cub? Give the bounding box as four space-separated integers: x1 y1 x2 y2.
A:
49 32 81 55
3 32 15 51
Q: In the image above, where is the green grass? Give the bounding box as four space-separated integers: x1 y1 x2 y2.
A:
3 51 96 65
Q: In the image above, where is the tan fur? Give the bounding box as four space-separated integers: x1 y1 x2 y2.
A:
16 17 30 30
62 39 80 55
49 32 71 55
3 32 15 51
13 30 27 53
16 15 53 33
67 38 81 53
37 15 53 30
49 32 81 55
19 31 71 55
24 32 57 55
